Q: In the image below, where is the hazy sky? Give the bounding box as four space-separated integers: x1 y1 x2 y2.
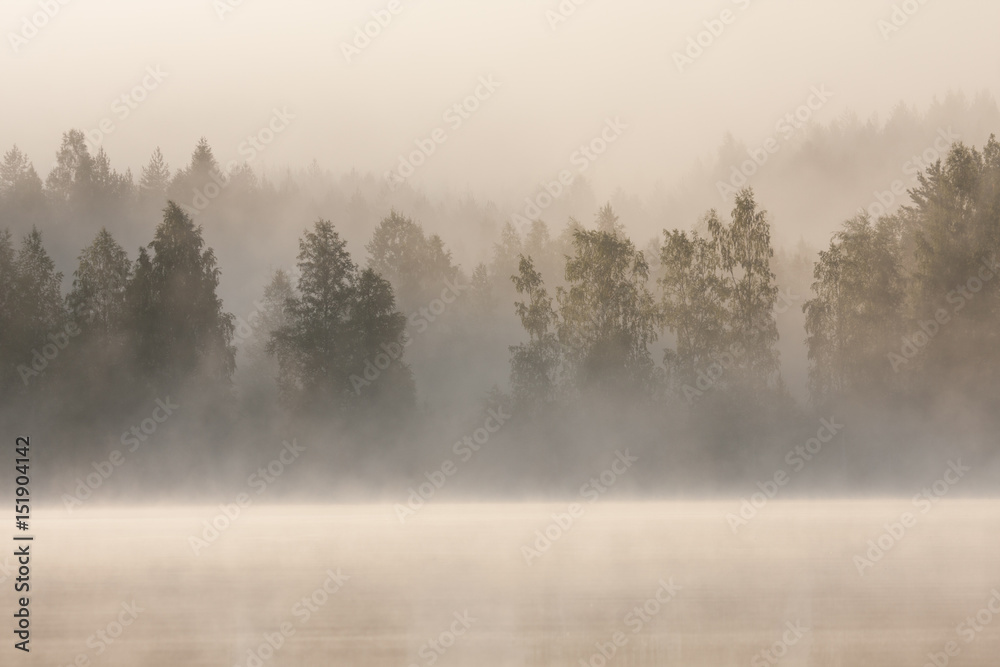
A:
3 0 998 199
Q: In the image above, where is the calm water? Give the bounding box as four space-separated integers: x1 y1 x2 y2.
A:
16 500 1000 665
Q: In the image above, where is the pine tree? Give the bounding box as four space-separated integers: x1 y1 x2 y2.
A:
90 147 133 207
0 146 43 204
188 137 218 181
139 147 171 201
169 137 220 204
127 202 235 387
14 228 64 334
347 267 413 409
271 220 358 410
5 229 66 391
271 220 413 415
238 269 296 412
0 146 44 226
595 202 624 236
0 230 19 393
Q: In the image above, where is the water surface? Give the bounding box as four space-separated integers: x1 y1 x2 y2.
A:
20 500 1000 665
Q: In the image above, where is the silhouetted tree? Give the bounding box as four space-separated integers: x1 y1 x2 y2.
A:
126 202 235 388
271 220 413 416
0 230 19 394
595 202 624 236
0 146 45 227
68 228 131 333
168 137 220 205
366 210 457 312
5 229 66 392
347 267 414 410
139 147 171 204
45 130 94 205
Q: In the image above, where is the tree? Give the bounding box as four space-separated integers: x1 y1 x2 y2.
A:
0 230 19 393
659 228 728 389
366 210 457 312
506 209 661 402
556 227 659 395
0 146 45 225
509 255 561 411
68 229 131 334
490 220 523 303
524 220 551 263
469 263 497 317
126 202 235 387
59 229 134 409
909 139 998 311
706 188 781 391
187 137 218 182
247 269 295 363
896 136 1000 395
238 269 296 411
800 138 1000 407
271 220 413 415
656 189 784 405
347 268 413 410
493 220 523 270
124 247 155 378
139 147 171 202
3 229 65 392
169 137 220 204
595 202 624 236
14 228 65 335
91 147 134 204
45 130 94 204
522 219 563 284
803 214 906 400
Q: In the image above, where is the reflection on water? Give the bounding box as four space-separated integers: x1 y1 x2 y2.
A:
21 501 1000 665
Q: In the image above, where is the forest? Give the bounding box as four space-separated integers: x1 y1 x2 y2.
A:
2 96 999 501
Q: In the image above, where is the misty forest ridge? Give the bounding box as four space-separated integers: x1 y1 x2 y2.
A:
1 112 999 500
4 2 1000 665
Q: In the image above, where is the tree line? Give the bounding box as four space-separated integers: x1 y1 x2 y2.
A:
2 130 999 482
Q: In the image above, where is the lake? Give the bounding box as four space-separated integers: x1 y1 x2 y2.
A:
19 500 1000 666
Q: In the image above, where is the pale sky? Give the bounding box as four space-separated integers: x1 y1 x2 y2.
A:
2 0 998 199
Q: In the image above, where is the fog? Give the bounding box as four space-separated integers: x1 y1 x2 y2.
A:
1 0 997 500
4 0 1000 204
18 502 1000 664
2 2 999 663
0 0 997 490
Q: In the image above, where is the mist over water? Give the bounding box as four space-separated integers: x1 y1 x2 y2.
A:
1 1 999 663
21 502 1000 665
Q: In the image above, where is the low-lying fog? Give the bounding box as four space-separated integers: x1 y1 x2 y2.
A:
20 501 1000 666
